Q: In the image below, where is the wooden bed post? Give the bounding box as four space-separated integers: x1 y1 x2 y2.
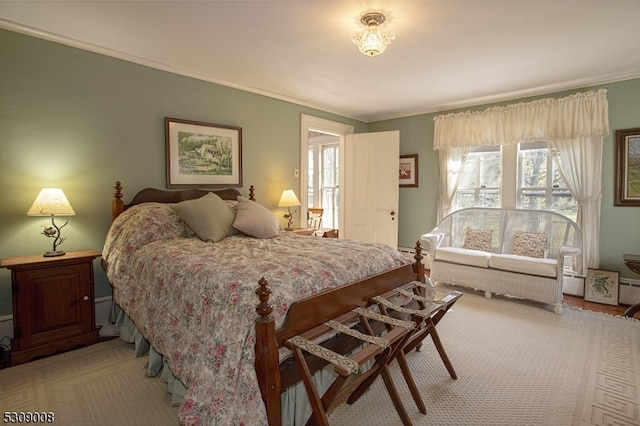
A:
254 277 282 425
112 181 124 220
413 240 426 283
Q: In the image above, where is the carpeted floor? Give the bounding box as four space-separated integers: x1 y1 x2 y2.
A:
330 285 640 426
1 285 638 426
0 338 178 425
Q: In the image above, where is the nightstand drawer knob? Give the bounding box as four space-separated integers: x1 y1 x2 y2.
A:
83 295 89 301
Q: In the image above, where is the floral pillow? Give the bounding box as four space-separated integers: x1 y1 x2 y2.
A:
462 227 493 251
513 231 548 258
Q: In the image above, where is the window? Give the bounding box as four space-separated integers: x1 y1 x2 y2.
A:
307 133 339 229
454 148 501 210
453 143 577 220
518 143 577 221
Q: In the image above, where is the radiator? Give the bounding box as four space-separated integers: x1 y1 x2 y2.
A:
563 275 585 297
398 246 431 269
619 277 640 306
562 275 640 305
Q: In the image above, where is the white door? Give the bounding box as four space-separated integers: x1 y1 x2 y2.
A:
342 131 400 247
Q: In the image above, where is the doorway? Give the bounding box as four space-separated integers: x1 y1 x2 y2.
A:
300 115 354 233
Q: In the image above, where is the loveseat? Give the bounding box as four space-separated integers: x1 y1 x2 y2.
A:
422 208 582 314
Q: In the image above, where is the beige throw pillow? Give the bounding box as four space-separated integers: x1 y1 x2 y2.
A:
172 193 236 243
462 227 493 251
513 231 548 258
233 196 280 238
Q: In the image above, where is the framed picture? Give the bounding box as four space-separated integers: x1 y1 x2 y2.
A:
165 117 242 188
399 154 418 187
584 268 619 306
614 127 640 206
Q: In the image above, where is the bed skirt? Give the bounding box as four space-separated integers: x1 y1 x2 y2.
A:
109 304 334 424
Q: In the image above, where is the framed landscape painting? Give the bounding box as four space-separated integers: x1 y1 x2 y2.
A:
165 117 242 188
614 127 640 206
584 269 619 306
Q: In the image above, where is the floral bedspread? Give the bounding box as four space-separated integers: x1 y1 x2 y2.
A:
102 203 411 425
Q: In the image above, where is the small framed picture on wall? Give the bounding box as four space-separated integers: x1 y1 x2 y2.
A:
399 154 418 187
614 127 640 206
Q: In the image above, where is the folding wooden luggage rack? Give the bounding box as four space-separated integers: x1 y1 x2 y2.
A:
255 263 462 425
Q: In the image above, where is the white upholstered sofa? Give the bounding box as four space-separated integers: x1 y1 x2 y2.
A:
422 208 582 314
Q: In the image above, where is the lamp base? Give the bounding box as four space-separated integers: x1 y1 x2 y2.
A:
43 250 66 257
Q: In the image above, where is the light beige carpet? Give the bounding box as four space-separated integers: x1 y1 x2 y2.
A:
0 338 178 425
0 285 638 426
330 285 640 426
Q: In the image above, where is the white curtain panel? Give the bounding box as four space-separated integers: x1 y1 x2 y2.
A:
437 147 468 222
548 136 603 275
432 90 609 273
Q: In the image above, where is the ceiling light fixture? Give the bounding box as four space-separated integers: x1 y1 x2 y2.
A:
352 12 395 58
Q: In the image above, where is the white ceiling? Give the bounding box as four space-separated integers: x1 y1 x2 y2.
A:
1 1 639 122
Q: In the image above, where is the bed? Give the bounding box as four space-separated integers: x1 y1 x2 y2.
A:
102 181 431 425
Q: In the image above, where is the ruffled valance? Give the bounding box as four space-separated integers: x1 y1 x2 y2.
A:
433 89 609 150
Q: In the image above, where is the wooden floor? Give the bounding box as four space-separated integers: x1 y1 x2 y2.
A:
563 294 629 316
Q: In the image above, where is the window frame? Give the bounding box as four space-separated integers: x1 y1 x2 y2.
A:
517 142 577 220
453 142 576 219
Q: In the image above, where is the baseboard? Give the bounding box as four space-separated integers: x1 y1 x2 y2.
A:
0 296 113 348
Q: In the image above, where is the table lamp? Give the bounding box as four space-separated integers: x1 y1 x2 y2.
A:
27 188 76 257
278 189 300 231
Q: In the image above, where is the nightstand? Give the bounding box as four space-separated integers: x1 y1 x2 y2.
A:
1 249 101 365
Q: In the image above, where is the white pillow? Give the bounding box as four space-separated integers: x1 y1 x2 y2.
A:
233 196 279 238
171 193 236 242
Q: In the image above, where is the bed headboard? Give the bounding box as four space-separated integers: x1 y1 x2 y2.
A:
111 181 255 221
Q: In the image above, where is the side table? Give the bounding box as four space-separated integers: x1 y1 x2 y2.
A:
1 249 101 365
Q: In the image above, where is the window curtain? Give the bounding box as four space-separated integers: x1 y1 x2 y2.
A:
433 90 609 149
548 136 603 275
437 147 468 222
433 90 609 273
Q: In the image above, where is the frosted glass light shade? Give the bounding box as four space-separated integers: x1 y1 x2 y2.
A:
352 12 395 57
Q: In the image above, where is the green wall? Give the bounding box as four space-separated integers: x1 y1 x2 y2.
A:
370 81 640 281
1 27 639 318
0 29 366 316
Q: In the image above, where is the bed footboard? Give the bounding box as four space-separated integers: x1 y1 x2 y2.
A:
254 242 426 425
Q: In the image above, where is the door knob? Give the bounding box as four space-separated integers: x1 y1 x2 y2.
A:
390 211 396 220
